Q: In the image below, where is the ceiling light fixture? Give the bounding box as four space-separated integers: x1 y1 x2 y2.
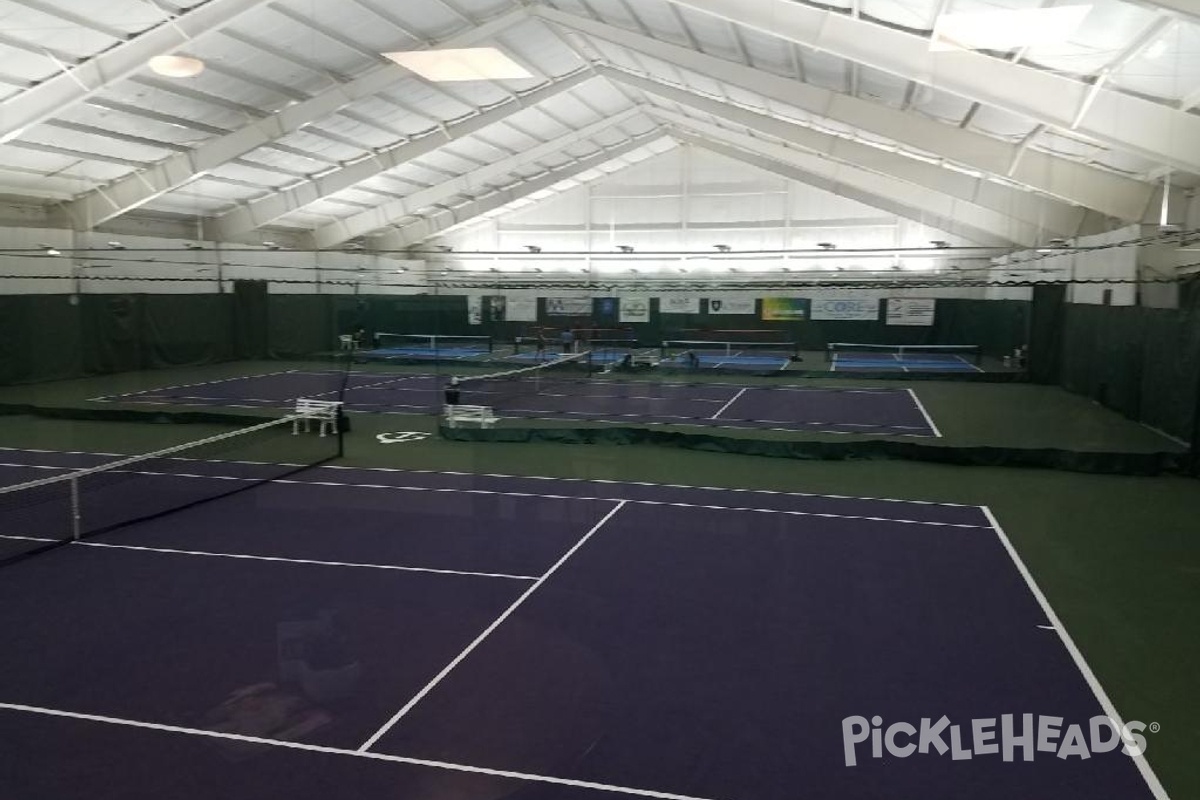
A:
931 5 1092 52
817 242 836 250
713 244 731 253
525 245 541 253
617 245 634 253
382 47 533 82
107 241 126 250
148 54 206 78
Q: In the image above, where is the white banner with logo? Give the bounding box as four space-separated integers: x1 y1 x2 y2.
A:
706 296 756 315
659 295 701 314
886 298 937 326
619 296 651 323
467 294 484 326
506 295 538 322
810 298 880 321
545 296 592 316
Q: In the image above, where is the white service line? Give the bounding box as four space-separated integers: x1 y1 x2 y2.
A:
0 701 718 800
0 445 981 508
90 369 301 402
709 388 748 420
981 507 1170 800
904 388 942 438
358 500 628 752
13 538 536 581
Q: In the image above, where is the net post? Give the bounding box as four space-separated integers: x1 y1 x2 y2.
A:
70 476 81 540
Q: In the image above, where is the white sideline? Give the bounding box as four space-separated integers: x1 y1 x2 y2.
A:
357 500 628 751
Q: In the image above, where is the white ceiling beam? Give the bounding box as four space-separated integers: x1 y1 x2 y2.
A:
312 107 645 248
676 132 1007 247
0 0 270 141
208 70 596 240
62 7 528 229
664 117 1035 246
1134 0 1200 24
603 67 1087 237
534 6 1155 221
664 0 1200 173
381 132 668 248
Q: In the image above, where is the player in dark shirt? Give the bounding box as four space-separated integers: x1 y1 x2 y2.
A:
444 377 461 406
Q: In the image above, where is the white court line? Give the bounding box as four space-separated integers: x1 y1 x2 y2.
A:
710 388 747 420
981 508 1170 800
358 500 628 751
275 480 988 529
499 408 929 433
310 373 429 400
0 701 717 800
955 354 986 373
0 445 978 508
0 536 535 581
1138 423 1189 448
89 369 301 403
905 388 943 439
0 470 988 546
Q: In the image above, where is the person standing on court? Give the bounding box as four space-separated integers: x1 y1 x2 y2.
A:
535 330 547 360
559 328 574 354
444 377 461 406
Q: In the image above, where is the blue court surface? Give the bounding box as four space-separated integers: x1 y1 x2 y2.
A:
831 354 984 373
0 449 1163 800
92 369 941 436
365 345 490 360
660 352 792 371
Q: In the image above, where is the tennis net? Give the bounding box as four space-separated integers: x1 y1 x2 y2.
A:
457 352 593 411
374 333 493 354
825 343 982 364
661 340 799 358
0 415 342 565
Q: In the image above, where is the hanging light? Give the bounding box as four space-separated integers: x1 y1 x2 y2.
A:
148 54 206 78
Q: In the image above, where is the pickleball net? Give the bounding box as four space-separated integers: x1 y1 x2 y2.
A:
0 415 342 565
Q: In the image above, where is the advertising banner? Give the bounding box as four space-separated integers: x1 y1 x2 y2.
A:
761 297 809 321
810 298 880 321
707 296 756 315
886 298 936 326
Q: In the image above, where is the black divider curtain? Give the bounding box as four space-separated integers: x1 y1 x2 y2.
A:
1060 305 1145 417
142 294 235 368
1057 298 1200 444
81 295 143 374
81 294 235 374
1028 285 1066 385
0 295 83 384
267 294 336 358
234 280 269 359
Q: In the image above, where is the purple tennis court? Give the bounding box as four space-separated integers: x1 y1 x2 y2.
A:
94 369 941 436
0 448 1161 800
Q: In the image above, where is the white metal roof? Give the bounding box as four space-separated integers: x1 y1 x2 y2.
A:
0 0 1194 250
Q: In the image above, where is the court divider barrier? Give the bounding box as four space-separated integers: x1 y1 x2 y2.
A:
1057 291 1200 450
439 423 1187 477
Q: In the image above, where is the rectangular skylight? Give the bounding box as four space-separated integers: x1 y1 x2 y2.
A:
383 47 534 82
931 5 1092 52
